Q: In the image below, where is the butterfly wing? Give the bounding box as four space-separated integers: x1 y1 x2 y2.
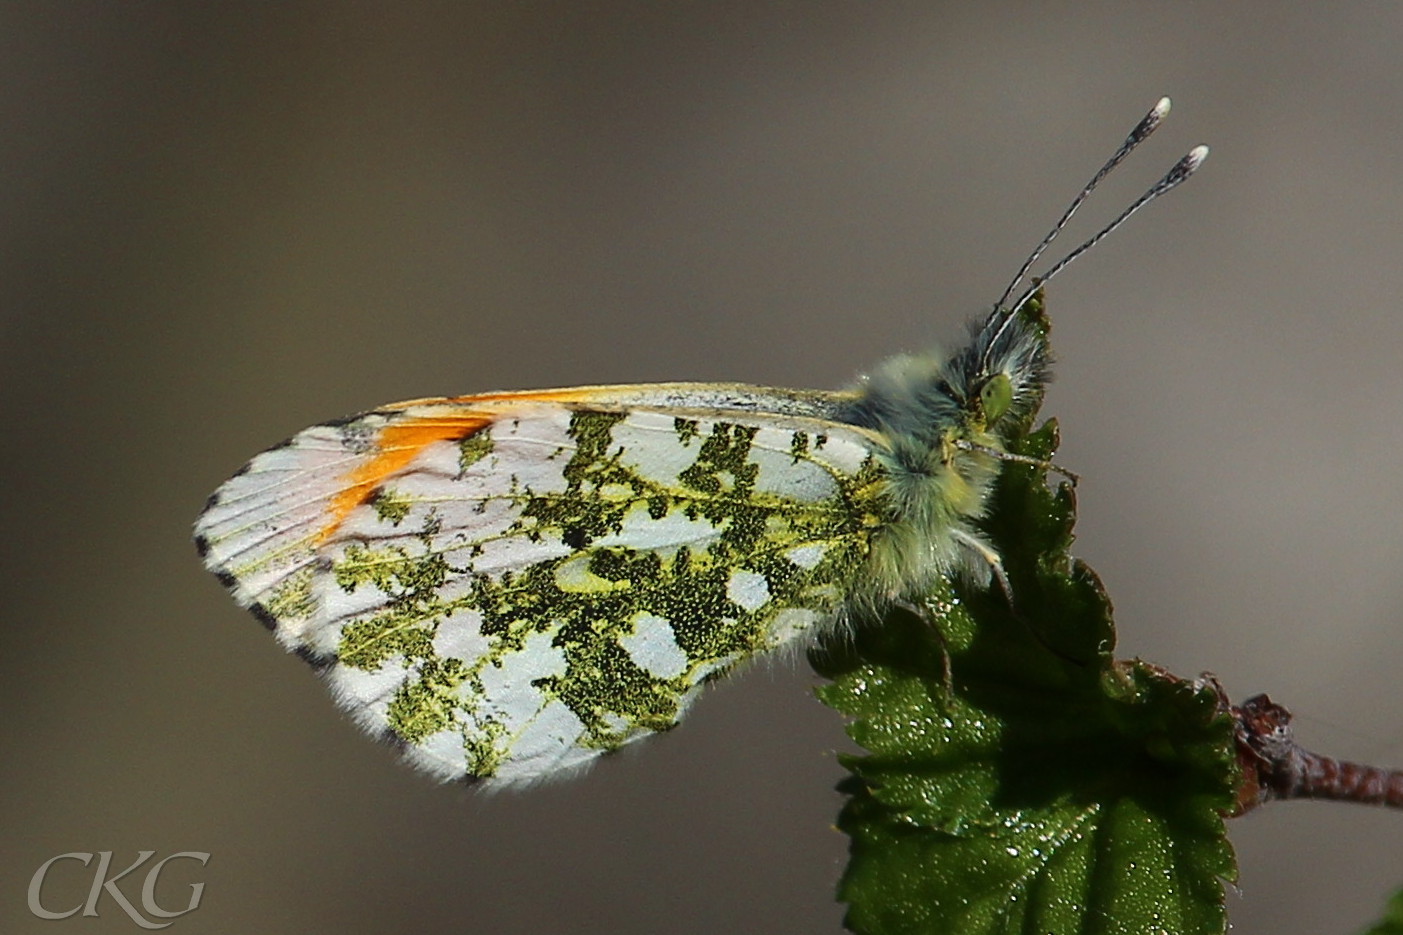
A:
195 384 885 785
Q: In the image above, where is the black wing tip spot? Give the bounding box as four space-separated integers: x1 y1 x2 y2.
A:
293 644 336 671
193 533 211 558
213 569 239 590
248 601 279 632
380 726 411 755
320 410 384 429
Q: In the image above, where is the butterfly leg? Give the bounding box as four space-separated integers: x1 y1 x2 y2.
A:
893 597 954 697
951 439 1080 486
949 527 1013 606
948 528 1090 669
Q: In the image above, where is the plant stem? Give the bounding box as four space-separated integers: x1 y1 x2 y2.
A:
1232 693 1403 814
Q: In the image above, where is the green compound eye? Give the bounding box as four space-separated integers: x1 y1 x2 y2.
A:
980 373 1014 424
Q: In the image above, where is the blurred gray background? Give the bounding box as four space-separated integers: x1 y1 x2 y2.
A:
5 3 1403 933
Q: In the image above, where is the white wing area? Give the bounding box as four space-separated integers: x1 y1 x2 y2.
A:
196 387 884 785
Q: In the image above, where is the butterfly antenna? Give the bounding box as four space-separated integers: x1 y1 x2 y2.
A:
994 96 1173 313
1005 142 1209 317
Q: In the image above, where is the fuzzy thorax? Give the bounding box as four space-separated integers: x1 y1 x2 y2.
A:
843 310 1051 609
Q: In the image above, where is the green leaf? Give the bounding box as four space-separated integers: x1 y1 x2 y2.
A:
1360 890 1403 935
813 405 1240 934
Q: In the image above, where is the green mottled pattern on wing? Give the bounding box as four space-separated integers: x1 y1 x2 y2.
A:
307 405 885 783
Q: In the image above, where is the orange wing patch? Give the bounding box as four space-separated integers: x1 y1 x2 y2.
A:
317 412 493 544
317 389 618 544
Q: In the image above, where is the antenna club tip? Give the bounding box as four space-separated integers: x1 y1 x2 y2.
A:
1135 97 1173 139
1186 144 1210 170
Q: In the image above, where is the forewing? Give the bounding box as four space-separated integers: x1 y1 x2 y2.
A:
195 388 883 785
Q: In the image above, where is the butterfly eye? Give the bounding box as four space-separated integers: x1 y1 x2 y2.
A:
979 373 1014 424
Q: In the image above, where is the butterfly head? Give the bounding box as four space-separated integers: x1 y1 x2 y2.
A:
964 294 1053 438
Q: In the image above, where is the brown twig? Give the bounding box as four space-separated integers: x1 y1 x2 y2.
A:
1230 692 1403 815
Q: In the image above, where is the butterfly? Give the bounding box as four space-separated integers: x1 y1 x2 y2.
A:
194 98 1205 787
